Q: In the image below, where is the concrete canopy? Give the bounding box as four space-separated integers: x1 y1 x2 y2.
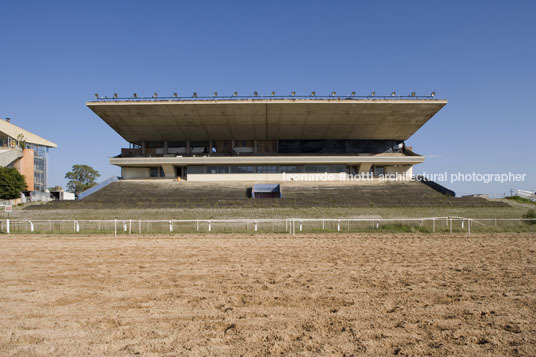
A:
87 99 447 143
0 119 57 148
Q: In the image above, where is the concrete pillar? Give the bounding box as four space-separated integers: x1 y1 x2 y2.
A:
358 163 372 174
254 139 257 154
186 140 191 155
164 141 168 155
141 141 146 156
209 140 212 156
162 164 176 178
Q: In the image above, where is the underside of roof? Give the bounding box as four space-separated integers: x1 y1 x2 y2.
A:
0 119 57 148
87 99 447 143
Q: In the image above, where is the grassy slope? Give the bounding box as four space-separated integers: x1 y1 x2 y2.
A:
9 181 529 221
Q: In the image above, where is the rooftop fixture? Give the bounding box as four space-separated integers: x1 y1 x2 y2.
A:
173 92 178 97
193 92 198 97
133 93 138 98
370 91 376 96
253 91 258 96
233 91 238 96
411 92 416 97
153 92 158 98
431 91 436 97
291 91 296 96
391 91 396 96
271 91 275 96
94 93 99 99
213 91 218 97
311 91 316 96
351 91 356 96
113 93 118 98
331 91 336 96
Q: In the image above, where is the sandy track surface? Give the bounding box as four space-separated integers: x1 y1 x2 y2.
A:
1 233 535 356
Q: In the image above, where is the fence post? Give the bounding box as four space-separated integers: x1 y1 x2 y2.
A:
196 220 199 232
6 219 9 234
254 220 258 232
449 217 452 234
138 220 141 234
129 220 132 234
208 220 211 232
114 219 117 237
299 221 303 232
468 219 471 235
30 221 34 233
432 218 435 233
75 221 79 233
169 220 173 233
322 219 325 230
337 220 340 232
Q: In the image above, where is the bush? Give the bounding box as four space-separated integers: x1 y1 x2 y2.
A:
0 167 27 199
523 209 536 224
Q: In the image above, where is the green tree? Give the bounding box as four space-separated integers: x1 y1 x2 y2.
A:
48 185 64 192
65 165 100 194
523 209 536 225
0 167 27 199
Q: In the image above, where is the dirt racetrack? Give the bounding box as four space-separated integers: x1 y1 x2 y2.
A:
1 233 535 356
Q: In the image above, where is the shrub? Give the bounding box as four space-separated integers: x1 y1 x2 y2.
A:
522 209 536 224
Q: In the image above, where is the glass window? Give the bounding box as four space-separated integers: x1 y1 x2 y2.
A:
329 165 347 173
279 165 297 173
187 166 206 174
373 166 385 177
207 165 229 174
257 165 277 173
231 166 255 173
150 167 165 177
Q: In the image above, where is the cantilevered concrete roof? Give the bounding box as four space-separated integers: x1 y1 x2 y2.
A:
0 119 57 148
87 99 447 143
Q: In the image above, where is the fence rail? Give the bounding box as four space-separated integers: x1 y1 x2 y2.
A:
1 217 535 235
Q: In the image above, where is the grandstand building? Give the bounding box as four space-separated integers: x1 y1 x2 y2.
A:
87 94 446 181
0 117 56 192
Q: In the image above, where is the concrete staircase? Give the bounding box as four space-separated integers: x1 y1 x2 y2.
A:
0 149 23 167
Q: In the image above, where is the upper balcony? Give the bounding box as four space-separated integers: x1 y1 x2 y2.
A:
118 139 418 158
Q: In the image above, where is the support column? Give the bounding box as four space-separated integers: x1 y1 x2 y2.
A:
186 140 191 155
358 163 372 174
141 141 146 156
162 164 176 178
164 140 168 155
254 139 257 154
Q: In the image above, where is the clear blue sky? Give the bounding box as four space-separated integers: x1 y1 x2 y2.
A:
1 1 534 196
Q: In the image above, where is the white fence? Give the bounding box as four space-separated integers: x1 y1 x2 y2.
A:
1 217 535 235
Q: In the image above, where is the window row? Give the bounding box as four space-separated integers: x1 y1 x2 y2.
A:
187 165 348 174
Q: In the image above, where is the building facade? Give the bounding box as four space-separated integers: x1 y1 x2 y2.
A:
87 95 446 181
0 118 56 191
